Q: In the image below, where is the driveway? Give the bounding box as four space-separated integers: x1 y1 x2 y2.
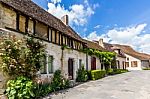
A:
48 71 150 99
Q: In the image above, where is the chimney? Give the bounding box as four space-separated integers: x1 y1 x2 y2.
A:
99 38 104 48
61 15 69 26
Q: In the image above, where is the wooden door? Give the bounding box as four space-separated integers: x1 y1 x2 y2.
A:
91 57 96 70
68 59 74 80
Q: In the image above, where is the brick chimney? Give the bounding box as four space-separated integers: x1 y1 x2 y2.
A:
61 15 69 26
99 38 104 48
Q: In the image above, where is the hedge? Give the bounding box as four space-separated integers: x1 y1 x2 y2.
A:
88 70 106 80
107 69 128 75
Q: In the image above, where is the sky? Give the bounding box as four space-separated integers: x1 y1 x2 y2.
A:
32 0 150 54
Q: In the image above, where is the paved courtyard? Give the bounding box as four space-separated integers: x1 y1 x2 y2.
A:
48 71 150 99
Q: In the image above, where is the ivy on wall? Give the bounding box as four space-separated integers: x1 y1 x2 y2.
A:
81 48 116 65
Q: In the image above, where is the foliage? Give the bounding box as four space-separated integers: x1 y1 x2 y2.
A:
143 68 150 70
106 68 114 74
88 70 106 80
5 76 35 99
0 34 46 79
107 69 128 75
76 66 88 82
51 70 70 92
81 48 116 65
33 83 52 98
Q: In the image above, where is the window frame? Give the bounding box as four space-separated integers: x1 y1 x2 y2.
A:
40 55 54 74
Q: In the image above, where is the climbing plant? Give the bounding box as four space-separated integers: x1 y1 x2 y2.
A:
81 48 116 65
0 33 46 79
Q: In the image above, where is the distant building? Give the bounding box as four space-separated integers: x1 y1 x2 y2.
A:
96 39 150 70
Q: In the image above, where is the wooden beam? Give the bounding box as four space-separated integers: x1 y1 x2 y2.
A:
25 17 29 33
16 13 19 31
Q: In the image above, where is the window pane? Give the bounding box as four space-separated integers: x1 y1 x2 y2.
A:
40 55 47 74
48 56 53 73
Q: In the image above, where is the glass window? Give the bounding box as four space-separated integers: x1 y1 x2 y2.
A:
131 61 138 67
40 55 47 74
40 55 53 74
48 56 53 74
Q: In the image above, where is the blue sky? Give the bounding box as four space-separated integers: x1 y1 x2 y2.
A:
32 0 150 54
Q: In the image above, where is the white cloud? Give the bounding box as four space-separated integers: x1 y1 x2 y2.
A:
94 25 101 29
47 0 98 26
51 0 61 4
86 23 150 54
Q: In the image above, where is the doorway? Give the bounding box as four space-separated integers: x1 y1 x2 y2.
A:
91 57 96 70
68 58 74 80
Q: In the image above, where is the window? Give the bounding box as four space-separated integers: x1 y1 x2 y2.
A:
131 61 138 67
125 62 129 67
79 59 82 69
48 56 53 73
40 55 53 74
40 55 47 74
127 58 129 61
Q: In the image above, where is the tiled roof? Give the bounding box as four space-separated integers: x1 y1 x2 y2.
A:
0 0 84 42
103 43 126 58
112 44 150 60
83 39 107 51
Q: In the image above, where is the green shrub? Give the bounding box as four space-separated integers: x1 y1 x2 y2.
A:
76 66 88 82
33 70 70 98
51 70 70 92
88 70 106 80
106 68 114 74
143 68 150 70
5 76 35 99
34 83 52 98
108 69 128 75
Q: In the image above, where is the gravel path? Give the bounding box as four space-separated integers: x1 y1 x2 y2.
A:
45 71 150 99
